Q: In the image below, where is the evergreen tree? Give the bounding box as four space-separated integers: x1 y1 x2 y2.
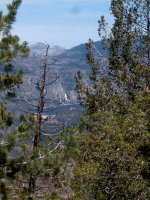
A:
6 46 65 199
0 0 29 92
72 0 150 199
0 2 67 198
0 1 29 199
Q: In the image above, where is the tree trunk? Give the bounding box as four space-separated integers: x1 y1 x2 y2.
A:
33 45 49 148
29 45 49 192
147 0 150 68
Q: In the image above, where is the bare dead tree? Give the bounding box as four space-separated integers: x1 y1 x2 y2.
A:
24 44 61 192
34 45 49 148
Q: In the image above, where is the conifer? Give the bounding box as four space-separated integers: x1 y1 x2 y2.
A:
0 1 29 199
73 0 150 199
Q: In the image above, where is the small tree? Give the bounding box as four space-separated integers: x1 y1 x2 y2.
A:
28 44 60 193
9 45 66 199
0 1 29 199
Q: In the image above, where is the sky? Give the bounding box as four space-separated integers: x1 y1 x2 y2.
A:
0 0 112 49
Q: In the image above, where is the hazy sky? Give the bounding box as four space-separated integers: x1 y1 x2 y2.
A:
0 0 112 48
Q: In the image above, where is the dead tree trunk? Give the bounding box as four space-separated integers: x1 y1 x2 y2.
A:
33 45 49 149
147 0 150 68
28 173 35 192
29 45 49 192
28 44 59 193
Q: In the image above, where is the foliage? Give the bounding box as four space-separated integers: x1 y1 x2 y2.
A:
72 0 150 199
0 1 29 199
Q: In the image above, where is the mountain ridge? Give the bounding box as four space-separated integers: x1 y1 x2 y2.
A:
13 40 107 102
3 40 107 130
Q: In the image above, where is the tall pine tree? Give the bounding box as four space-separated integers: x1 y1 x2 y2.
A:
0 1 29 199
72 0 150 199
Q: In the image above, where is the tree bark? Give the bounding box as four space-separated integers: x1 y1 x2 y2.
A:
29 45 49 192
147 0 150 68
33 45 49 149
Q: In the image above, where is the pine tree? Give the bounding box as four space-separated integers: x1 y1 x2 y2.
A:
7 45 65 199
0 1 29 199
25 45 61 195
72 0 150 199
0 0 29 92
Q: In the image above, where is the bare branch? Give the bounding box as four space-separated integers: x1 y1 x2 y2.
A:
43 89 47 98
24 98 38 108
18 102 28 114
45 74 59 86
43 104 60 113
44 97 59 104
47 59 57 66
21 141 63 164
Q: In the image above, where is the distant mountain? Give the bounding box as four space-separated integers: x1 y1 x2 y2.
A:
56 41 106 64
3 41 107 129
0 40 108 132
12 41 107 103
30 42 65 56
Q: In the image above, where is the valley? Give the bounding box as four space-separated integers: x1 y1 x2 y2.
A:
4 41 107 132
